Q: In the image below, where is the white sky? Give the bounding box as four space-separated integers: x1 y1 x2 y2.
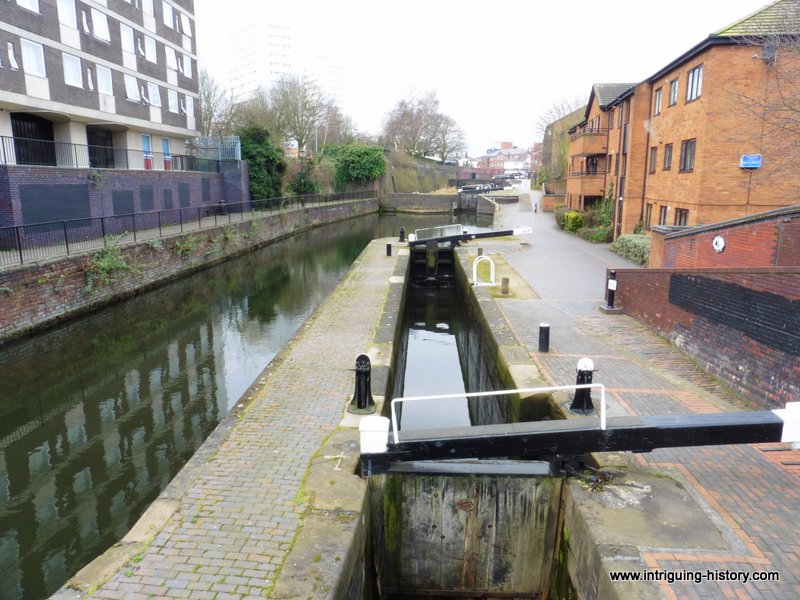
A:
195 0 771 156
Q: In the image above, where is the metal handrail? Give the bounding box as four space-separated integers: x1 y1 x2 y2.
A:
0 190 373 267
0 135 220 173
389 384 607 445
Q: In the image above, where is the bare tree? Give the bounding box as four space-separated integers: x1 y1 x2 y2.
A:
231 87 284 139
198 69 234 136
316 101 358 151
382 91 443 157
430 115 466 163
269 75 327 154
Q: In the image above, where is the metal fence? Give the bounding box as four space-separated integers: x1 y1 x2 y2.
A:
0 190 373 267
0 135 220 173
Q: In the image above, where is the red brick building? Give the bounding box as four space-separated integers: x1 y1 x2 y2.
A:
566 0 800 239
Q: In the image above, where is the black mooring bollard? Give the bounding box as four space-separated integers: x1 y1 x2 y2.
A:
399 227 405 242
538 323 550 353
348 353 376 414
607 270 617 309
386 243 392 256
569 358 595 415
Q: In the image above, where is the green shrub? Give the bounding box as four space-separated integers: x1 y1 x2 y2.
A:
608 234 651 265
554 205 570 229
563 211 584 232
577 225 613 243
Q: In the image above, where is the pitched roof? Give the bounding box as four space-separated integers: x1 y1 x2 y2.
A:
592 83 637 108
715 0 800 37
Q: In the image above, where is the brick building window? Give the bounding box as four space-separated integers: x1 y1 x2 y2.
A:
663 144 673 170
654 88 662 115
649 147 658 173
659 206 669 225
669 79 679 106
686 65 703 102
679 139 696 172
645 203 653 229
675 208 689 226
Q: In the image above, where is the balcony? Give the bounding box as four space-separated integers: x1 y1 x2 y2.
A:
566 170 606 197
569 127 608 157
0 136 221 173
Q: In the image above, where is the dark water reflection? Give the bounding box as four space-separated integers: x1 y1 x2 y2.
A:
0 210 493 600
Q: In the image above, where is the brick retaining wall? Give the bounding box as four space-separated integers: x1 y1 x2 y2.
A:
612 266 800 409
0 199 378 344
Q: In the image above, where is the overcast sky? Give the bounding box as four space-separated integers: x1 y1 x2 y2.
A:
195 0 771 156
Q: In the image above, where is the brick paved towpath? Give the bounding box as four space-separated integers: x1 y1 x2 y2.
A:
487 195 800 599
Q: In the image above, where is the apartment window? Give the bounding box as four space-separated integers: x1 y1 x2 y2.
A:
162 2 173 27
185 95 194 117
7 42 19 70
669 78 679 105
142 0 154 16
168 89 179 112
182 55 192 78
663 143 673 170
659 206 669 225
679 139 696 172
144 36 157 63
91 9 111 42
62 52 82 87
124 74 140 101
16 0 40 12
180 13 192 37
120 24 135 55
96 64 113 95
147 82 161 107
645 203 653 229
57 0 77 28
675 208 689 226
686 64 703 102
86 67 93 90
20 39 45 77
654 88 662 115
649 147 658 173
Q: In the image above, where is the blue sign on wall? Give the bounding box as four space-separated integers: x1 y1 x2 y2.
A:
740 154 762 169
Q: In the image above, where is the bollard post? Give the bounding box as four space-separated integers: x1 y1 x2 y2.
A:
569 358 595 415
538 323 550 353
399 227 405 242
348 353 376 414
606 270 617 309
477 247 483 256
386 243 392 257
501 277 510 295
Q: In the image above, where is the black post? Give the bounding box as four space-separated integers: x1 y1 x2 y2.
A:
569 358 595 415
607 270 617 309
399 227 405 242
348 353 376 414
538 323 550 353
386 243 392 256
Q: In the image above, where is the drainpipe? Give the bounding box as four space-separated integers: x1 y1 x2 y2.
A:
639 85 655 229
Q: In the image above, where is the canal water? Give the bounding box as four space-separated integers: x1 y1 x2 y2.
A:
0 211 492 600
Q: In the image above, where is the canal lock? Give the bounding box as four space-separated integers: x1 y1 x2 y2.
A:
361 245 578 599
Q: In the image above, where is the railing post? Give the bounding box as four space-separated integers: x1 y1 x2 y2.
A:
132 214 137 241
63 221 70 255
16 226 23 265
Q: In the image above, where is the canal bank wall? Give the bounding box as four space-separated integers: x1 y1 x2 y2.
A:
0 198 378 344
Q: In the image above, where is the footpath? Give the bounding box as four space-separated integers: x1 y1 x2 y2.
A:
482 194 800 599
